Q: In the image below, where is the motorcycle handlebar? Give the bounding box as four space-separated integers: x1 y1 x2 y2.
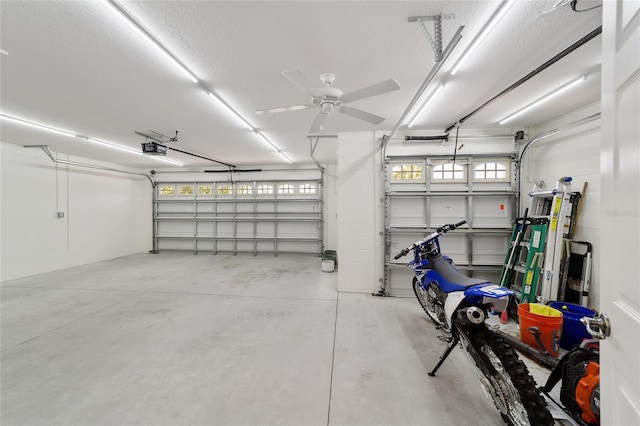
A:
393 221 467 259
393 249 410 260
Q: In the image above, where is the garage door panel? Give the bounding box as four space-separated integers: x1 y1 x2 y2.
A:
196 240 214 252
256 203 275 213
157 239 192 251
472 196 512 228
216 241 235 252
216 203 234 214
387 267 415 297
236 222 254 237
438 234 468 265
385 155 515 296
277 241 319 254
388 232 426 259
196 222 214 237
257 222 275 237
430 197 466 226
157 221 192 236
216 222 234 237
277 222 318 238
196 203 214 214
155 179 321 255
236 240 254 252
472 234 509 265
389 197 426 227
257 241 275 252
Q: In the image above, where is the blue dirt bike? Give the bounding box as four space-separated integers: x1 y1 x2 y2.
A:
394 221 553 426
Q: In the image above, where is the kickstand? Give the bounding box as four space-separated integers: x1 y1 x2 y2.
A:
428 335 459 377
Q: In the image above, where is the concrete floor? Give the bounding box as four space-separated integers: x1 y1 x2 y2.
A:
1 253 552 426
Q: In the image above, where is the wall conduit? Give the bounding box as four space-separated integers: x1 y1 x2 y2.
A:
516 112 600 212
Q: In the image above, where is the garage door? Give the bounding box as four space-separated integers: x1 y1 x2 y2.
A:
384 155 516 296
153 179 322 255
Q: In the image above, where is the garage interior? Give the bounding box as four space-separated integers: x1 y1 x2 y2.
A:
1 1 639 425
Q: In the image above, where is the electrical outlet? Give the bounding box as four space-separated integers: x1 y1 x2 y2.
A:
57 212 65 218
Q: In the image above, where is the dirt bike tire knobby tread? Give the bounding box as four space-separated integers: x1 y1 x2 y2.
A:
471 328 554 426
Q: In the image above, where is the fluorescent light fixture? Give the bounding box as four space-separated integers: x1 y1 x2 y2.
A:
102 0 198 84
147 155 184 166
87 137 142 155
277 151 293 164
0 113 76 137
450 0 516 76
499 76 588 124
208 91 254 130
1 113 183 164
255 131 278 151
256 131 292 163
90 138 184 165
407 83 444 128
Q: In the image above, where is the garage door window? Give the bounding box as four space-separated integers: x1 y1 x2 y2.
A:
278 184 295 195
160 185 174 196
257 184 274 195
473 161 510 182
179 185 194 195
299 183 317 194
198 185 213 195
391 163 424 182
237 184 253 195
432 162 465 182
217 184 233 196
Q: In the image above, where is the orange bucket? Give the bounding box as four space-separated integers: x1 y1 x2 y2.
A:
518 303 563 357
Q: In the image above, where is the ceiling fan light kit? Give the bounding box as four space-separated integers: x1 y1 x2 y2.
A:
257 70 400 134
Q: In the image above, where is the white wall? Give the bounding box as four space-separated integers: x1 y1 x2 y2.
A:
0 142 153 282
323 163 339 253
336 132 384 293
523 104 601 309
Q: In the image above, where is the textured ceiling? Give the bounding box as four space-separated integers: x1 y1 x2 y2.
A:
0 1 602 169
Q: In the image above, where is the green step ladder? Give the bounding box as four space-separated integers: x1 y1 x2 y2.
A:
499 216 549 303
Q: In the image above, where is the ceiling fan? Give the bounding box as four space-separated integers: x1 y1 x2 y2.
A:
256 71 400 133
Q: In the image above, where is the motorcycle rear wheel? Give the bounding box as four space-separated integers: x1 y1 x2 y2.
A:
468 327 553 426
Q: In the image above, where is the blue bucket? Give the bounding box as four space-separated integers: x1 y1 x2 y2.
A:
549 302 596 350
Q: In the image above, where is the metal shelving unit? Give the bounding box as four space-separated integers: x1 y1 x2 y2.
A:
383 154 518 296
153 179 322 256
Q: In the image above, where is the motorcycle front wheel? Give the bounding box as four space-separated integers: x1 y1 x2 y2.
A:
467 327 553 426
412 277 446 328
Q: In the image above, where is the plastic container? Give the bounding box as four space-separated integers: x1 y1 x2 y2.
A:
321 259 335 272
549 302 597 350
323 250 337 266
518 303 563 357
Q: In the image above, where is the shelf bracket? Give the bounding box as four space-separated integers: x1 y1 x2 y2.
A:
408 14 455 62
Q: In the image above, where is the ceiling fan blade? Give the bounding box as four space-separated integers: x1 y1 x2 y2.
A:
309 111 328 133
341 79 400 103
255 105 312 114
339 107 385 125
282 71 322 98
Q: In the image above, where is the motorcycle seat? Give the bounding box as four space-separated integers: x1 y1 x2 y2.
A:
430 254 491 292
